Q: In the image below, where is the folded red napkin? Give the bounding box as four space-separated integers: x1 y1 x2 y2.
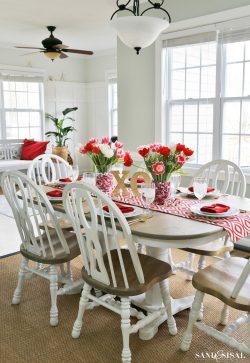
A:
46 190 63 198
128 177 145 183
188 186 215 193
200 203 230 214
103 203 134 214
59 177 81 182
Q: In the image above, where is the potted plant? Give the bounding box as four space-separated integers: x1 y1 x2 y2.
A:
45 107 78 160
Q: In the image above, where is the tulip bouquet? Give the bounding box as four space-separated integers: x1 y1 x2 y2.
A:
137 143 194 182
80 137 133 173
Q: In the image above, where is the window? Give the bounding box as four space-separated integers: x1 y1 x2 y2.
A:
165 29 250 167
108 77 118 137
0 77 44 140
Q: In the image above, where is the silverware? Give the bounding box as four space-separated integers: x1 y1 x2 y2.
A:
128 214 152 225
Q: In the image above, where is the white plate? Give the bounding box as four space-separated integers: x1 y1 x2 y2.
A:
178 187 220 198
57 179 82 185
124 179 144 187
46 195 63 202
190 204 239 218
97 205 142 219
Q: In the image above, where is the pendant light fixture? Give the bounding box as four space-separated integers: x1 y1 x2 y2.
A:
110 0 171 54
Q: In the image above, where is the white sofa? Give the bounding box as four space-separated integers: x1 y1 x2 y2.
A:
0 139 32 173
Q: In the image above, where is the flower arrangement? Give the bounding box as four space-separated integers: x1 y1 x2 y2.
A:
137 143 194 182
80 137 133 173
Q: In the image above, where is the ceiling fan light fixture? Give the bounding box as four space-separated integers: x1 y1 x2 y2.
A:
44 51 61 61
110 0 171 54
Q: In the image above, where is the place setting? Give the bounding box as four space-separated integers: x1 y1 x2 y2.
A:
185 177 238 219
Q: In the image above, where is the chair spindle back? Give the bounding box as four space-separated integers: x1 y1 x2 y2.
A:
63 183 145 289
1 170 70 259
27 154 71 186
193 160 246 197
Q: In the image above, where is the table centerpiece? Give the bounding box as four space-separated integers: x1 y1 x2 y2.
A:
137 143 194 205
79 137 133 192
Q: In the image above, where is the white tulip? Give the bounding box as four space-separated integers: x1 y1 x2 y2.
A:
100 144 114 158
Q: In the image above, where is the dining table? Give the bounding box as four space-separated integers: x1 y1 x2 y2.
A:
44 184 250 341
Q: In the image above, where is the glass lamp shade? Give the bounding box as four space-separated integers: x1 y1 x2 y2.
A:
44 51 60 60
110 16 169 49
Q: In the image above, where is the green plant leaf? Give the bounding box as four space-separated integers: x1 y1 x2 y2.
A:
62 107 78 116
45 131 60 137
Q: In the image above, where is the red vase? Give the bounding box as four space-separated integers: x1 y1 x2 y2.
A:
96 172 114 193
154 181 171 205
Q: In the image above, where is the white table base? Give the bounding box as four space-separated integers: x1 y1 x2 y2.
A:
131 245 194 340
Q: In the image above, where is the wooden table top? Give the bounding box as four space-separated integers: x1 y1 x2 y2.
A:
46 186 250 243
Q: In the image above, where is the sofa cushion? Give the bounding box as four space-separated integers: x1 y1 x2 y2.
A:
20 139 49 160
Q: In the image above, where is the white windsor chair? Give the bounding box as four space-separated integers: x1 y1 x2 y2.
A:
171 159 246 323
63 182 177 363
1 170 80 326
27 153 72 186
181 257 250 355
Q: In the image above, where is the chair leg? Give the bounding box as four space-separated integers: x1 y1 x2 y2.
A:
180 290 204 351
159 279 177 335
12 257 29 304
72 283 91 338
186 253 195 281
198 255 206 270
196 255 206 321
248 312 250 348
120 297 132 363
66 261 73 281
220 304 230 325
167 249 176 274
49 265 58 326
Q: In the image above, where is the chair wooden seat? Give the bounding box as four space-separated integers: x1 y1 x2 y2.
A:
39 218 73 231
193 257 250 311
181 239 234 257
82 249 172 297
20 230 80 265
181 257 250 354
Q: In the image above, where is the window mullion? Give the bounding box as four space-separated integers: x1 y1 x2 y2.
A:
213 41 223 160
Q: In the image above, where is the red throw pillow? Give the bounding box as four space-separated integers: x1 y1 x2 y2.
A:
20 139 49 160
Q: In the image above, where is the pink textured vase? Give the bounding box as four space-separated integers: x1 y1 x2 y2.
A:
96 172 114 193
154 181 171 205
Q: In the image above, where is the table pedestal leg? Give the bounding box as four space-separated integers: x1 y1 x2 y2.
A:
131 246 194 340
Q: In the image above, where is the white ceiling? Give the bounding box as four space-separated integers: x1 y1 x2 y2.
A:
0 0 121 54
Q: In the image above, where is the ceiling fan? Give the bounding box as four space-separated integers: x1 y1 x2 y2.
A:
15 26 94 61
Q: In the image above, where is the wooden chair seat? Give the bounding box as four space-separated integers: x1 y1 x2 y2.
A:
181 239 234 257
39 218 73 231
82 249 172 297
193 257 250 311
20 230 80 265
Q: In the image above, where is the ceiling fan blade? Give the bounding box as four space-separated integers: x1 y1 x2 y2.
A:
59 52 68 59
53 44 69 49
15 46 45 50
62 48 93 55
20 51 43 56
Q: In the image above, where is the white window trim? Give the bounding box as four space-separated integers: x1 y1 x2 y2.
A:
105 69 117 138
155 5 250 177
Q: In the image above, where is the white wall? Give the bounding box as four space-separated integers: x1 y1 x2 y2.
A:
0 48 87 82
84 52 116 82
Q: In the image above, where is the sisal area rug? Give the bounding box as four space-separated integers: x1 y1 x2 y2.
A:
0 251 247 363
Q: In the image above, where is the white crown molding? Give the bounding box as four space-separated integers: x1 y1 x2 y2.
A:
161 5 250 38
